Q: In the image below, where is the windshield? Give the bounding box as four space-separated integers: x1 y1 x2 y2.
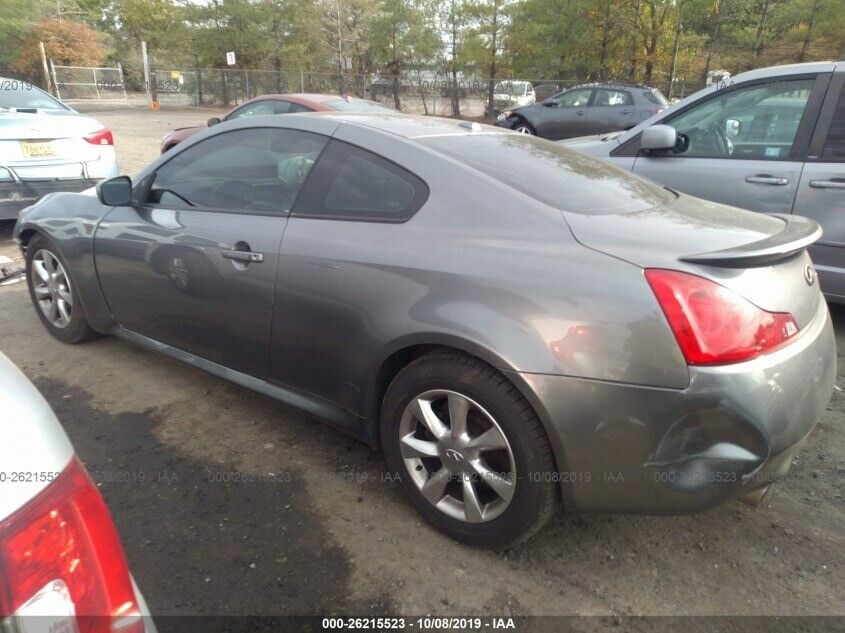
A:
421 133 674 215
325 99 395 113
0 81 68 111
495 82 527 96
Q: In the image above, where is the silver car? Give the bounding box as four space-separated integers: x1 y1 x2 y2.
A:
0 78 118 220
0 352 155 631
13 113 835 547
563 61 845 301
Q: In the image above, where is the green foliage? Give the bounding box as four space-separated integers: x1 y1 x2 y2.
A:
1 0 841 90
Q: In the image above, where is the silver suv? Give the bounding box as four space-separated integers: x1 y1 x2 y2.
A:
564 61 845 301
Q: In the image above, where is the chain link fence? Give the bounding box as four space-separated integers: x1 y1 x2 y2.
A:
146 67 697 116
50 64 127 103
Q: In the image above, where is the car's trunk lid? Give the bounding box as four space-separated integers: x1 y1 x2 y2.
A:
562 194 823 329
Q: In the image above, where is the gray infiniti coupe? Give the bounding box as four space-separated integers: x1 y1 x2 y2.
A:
13 113 835 547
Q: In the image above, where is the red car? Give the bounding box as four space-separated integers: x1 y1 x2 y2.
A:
159 93 395 153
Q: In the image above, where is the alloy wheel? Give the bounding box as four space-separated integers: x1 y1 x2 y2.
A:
515 125 533 134
399 389 516 523
31 249 73 329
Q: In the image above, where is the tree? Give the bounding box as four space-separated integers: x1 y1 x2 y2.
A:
11 18 106 83
463 0 510 115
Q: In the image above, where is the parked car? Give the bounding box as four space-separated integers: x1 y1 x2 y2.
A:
0 77 118 220
15 113 834 547
492 80 535 113
0 352 155 632
160 93 396 153
495 82 668 139
563 61 845 301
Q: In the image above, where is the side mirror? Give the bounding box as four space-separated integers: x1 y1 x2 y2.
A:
640 124 678 151
96 176 132 206
542 101 556 108
207 117 221 127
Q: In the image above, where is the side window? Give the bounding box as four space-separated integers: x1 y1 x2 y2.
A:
287 103 313 113
227 100 291 120
665 78 814 160
821 86 845 161
594 89 633 106
147 128 328 214
553 88 593 108
294 140 428 222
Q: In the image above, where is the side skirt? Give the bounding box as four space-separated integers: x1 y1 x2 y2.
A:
113 328 378 448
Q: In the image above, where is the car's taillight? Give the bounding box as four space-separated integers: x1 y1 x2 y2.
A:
645 269 799 365
0 457 142 633
84 129 114 145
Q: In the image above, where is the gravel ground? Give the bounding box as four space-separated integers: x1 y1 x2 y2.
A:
0 105 843 623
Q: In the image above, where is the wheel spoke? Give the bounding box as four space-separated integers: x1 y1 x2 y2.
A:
400 433 440 459
33 259 49 282
50 299 60 324
447 393 470 438
34 285 50 298
409 397 448 440
462 475 484 522
420 467 451 504
57 287 73 305
57 299 71 325
44 254 56 274
467 426 508 452
472 460 514 502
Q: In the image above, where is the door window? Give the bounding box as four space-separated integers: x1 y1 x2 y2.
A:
227 99 293 120
552 88 593 108
294 140 428 221
665 78 814 160
147 128 328 214
821 86 845 161
594 89 633 106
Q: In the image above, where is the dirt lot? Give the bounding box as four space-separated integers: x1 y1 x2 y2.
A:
0 105 843 625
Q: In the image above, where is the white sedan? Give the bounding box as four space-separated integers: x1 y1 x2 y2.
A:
0 352 155 631
0 78 118 220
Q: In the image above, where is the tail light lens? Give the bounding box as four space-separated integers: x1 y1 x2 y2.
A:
83 129 114 146
645 269 799 365
0 457 142 633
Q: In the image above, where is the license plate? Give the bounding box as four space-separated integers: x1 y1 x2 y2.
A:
20 141 55 158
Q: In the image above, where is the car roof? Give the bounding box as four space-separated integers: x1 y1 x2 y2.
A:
726 60 839 84
236 93 380 110
294 112 513 140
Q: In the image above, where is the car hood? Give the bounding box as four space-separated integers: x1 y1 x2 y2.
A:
0 110 103 140
558 131 624 156
563 193 822 327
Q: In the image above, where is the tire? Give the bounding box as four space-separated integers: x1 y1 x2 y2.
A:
25 233 97 344
381 350 558 548
513 120 536 135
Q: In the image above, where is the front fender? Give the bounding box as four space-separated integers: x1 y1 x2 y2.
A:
14 192 115 333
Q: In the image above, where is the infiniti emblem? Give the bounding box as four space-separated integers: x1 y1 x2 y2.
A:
804 265 816 286
445 448 464 462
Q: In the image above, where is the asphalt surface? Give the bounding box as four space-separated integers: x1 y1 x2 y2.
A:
0 105 843 623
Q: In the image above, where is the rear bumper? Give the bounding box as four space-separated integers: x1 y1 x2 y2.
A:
517 298 836 513
0 179 99 220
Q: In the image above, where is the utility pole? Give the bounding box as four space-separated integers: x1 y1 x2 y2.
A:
39 42 53 95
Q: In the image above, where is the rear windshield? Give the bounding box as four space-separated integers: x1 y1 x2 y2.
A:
643 89 669 106
420 133 674 215
0 81 67 111
325 99 395 113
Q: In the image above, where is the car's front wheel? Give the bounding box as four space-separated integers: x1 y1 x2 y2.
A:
513 120 536 135
25 234 96 344
381 350 558 547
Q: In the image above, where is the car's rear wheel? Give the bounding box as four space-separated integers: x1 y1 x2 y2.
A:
25 234 96 344
381 350 557 548
513 120 535 135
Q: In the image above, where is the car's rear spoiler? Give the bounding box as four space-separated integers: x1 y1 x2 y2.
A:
680 214 822 268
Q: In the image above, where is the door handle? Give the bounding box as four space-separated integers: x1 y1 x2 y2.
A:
809 179 845 190
620 110 631 115
222 249 263 263
576 109 587 115
745 175 789 186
